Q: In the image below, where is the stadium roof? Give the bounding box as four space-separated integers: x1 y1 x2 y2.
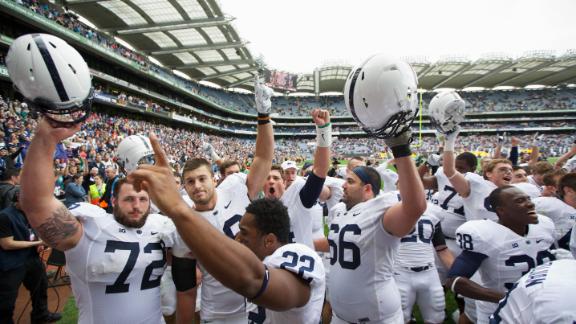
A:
64 0 260 89
63 0 576 94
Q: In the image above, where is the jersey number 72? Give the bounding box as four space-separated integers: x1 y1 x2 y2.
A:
104 240 167 294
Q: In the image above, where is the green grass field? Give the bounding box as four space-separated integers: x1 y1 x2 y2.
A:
60 292 459 323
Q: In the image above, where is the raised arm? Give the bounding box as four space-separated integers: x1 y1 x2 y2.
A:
418 162 438 190
310 109 331 178
555 141 576 170
528 133 542 168
382 130 427 237
20 120 83 251
129 134 309 311
246 78 274 200
443 129 471 198
298 109 331 208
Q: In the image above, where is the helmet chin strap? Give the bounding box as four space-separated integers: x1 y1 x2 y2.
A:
26 87 94 128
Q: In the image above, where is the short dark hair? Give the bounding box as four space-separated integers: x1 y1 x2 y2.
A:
245 198 291 244
487 185 515 216
220 160 240 175
183 158 213 177
456 152 478 172
558 173 576 199
270 164 283 175
112 177 130 199
0 167 20 181
352 166 381 196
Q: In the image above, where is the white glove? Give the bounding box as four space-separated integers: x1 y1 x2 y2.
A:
435 130 445 145
202 142 220 161
497 132 508 145
254 77 273 114
444 127 461 152
550 248 574 260
531 132 544 147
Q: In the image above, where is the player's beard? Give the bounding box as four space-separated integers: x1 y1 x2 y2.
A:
113 207 150 228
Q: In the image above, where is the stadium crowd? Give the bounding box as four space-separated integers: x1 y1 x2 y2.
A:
6 0 576 118
0 93 572 178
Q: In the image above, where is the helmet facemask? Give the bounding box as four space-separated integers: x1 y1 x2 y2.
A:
24 87 94 128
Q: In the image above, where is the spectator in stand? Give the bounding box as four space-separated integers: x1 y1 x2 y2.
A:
64 174 86 207
99 166 118 212
88 174 106 205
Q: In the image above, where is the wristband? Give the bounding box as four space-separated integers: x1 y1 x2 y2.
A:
257 113 270 125
451 276 462 293
249 265 270 301
390 144 412 158
445 137 455 152
316 122 332 148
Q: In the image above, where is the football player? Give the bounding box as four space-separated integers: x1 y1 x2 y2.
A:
443 128 513 222
127 133 327 321
490 260 576 323
174 77 275 323
446 186 557 324
9 33 184 323
327 55 426 323
237 198 325 324
420 151 478 257
533 172 576 249
263 108 330 249
394 203 455 324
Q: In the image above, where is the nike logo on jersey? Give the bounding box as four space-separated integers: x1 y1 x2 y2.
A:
224 200 232 209
352 212 361 217
151 231 158 235
535 239 544 243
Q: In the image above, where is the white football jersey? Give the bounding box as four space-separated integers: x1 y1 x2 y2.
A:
186 173 249 320
324 176 345 211
327 193 402 322
533 196 576 249
65 203 178 324
490 260 576 324
248 243 325 324
395 203 444 269
527 175 543 192
571 223 576 258
434 167 467 240
281 177 316 249
462 173 499 222
455 216 556 323
311 203 324 240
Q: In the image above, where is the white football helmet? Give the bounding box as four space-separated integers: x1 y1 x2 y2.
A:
428 91 465 134
344 55 419 138
6 33 93 126
116 135 155 174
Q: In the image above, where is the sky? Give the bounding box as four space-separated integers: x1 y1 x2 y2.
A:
219 0 576 74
